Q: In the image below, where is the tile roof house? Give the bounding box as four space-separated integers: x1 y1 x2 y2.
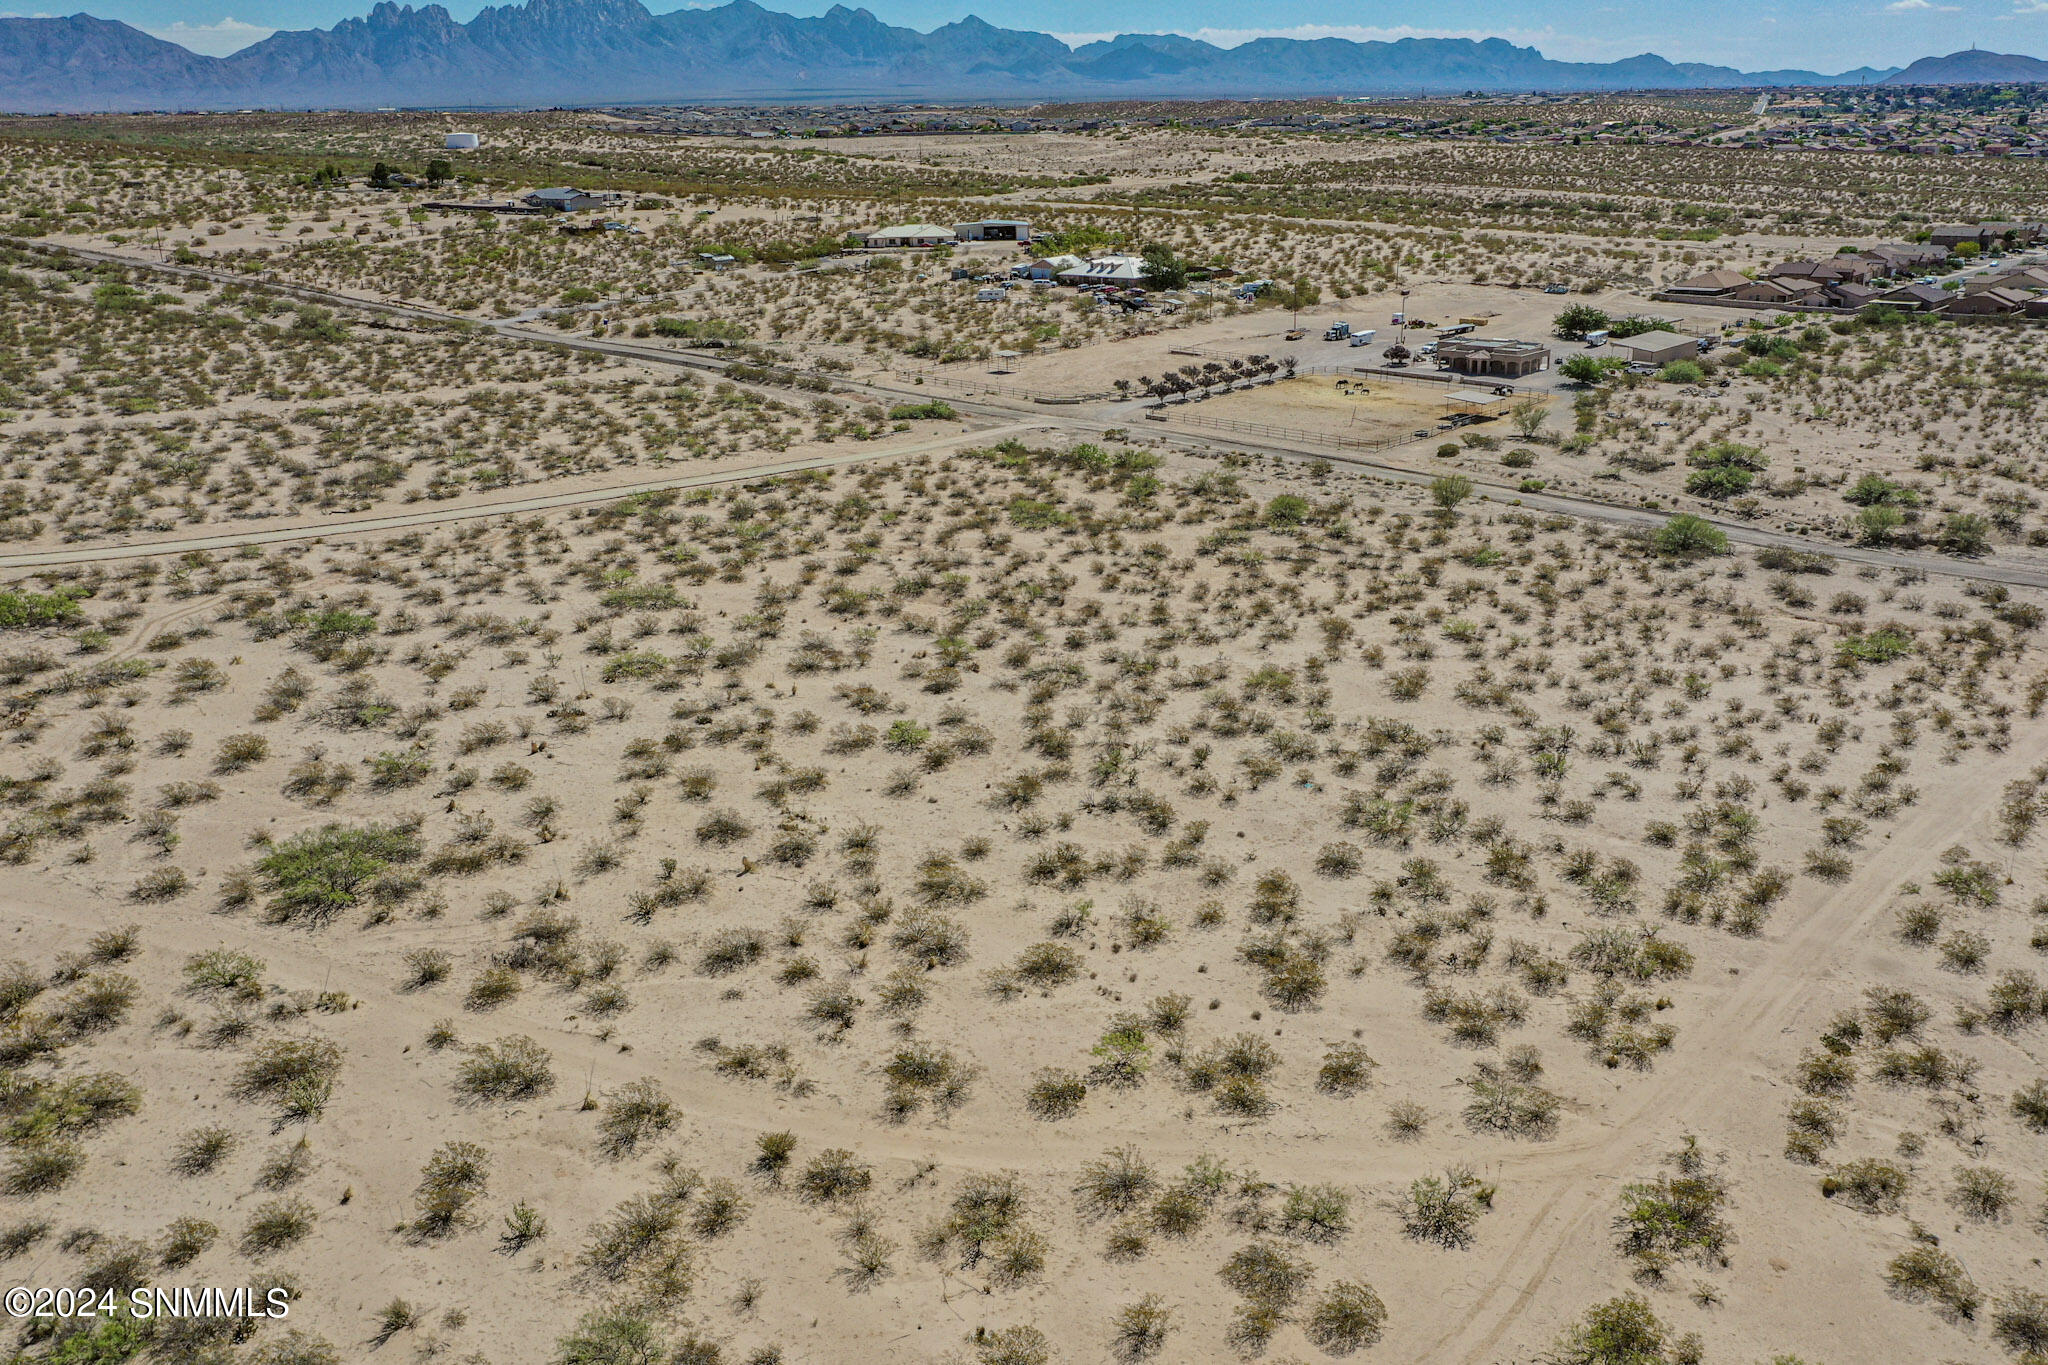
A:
1666 269 1751 296
1968 266 2048 294
1878 283 1954 311
1944 287 2034 316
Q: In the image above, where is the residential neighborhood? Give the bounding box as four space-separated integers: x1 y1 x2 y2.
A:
1663 223 2048 316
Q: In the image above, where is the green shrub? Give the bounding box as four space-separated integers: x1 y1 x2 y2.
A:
0 589 84 631
1650 514 1726 559
256 822 422 926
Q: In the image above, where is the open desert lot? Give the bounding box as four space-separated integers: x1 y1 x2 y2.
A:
0 101 2045 1365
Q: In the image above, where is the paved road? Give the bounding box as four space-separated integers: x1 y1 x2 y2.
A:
20 240 2048 591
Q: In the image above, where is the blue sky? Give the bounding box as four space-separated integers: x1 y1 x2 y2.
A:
16 0 2046 65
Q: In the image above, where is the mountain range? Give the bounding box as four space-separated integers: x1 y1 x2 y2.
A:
0 0 2041 115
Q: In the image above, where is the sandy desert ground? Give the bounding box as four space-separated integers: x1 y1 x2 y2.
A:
0 106 2045 1365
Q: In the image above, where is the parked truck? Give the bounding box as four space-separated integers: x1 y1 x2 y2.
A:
1323 321 1351 341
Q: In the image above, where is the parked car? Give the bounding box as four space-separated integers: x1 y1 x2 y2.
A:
1543 283 1570 294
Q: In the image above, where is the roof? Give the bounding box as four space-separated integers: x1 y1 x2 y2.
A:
1955 288 2033 307
1439 337 1547 353
1058 255 1147 281
958 219 1030 227
1619 329 1694 349
1669 269 1749 292
866 223 954 238
529 187 582 200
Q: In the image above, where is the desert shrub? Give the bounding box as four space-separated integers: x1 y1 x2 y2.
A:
750 1131 798 1182
974 1324 1051 1365
1993 1288 2048 1355
2012 1078 2048 1132
881 1042 973 1118
1545 1294 1690 1364
925 1171 1031 1270
240 1196 316 1257
1399 1168 1490 1248
1011 941 1081 988
454 1035 555 1102
554 1307 668 1365
1219 1239 1313 1308
1463 1070 1560 1138
1651 514 1726 559
1317 1041 1377 1095
1949 1165 2014 1222
1614 1142 1729 1278
1303 1279 1388 1355
1885 1245 1979 1320
237 1037 342 1120
1278 1182 1351 1243
185 947 264 999
798 1148 871 1203
157 1216 218 1269
1111 1295 1172 1359
1822 1157 1908 1213
171 1125 237 1176
1027 1069 1087 1120
598 1078 675 1156
256 822 421 926
411 1141 489 1237
1076 1145 1156 1217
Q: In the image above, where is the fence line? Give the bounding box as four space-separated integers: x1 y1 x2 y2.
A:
1151 409 1425 454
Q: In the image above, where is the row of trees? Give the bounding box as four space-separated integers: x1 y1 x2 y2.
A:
1126 355 1294 404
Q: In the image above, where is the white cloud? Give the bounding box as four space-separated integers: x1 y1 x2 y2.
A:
2008 0 2048 12
1883 0 1959 10
140 16 275 54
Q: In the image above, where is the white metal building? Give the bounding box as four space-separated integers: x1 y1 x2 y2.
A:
954 219 1032 243
444 132 481 150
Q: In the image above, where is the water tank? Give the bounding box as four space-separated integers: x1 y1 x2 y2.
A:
444 132 480 151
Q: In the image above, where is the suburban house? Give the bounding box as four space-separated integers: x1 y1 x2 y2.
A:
1861 243 1949 273
1618 330 1700 366
522 187 626 212
1055 255 1148 286
1878 283 1955 311
954 219 1032 242
1979 221 2047 246
1967 266 2048 294
1435 337 1551 378
1726 277 1817 304
1774 256 1882 284
862 223 957 248
1826 282 1883 309
1945 287 2036 316
1666 268 1750 296
1930 221 2047 251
